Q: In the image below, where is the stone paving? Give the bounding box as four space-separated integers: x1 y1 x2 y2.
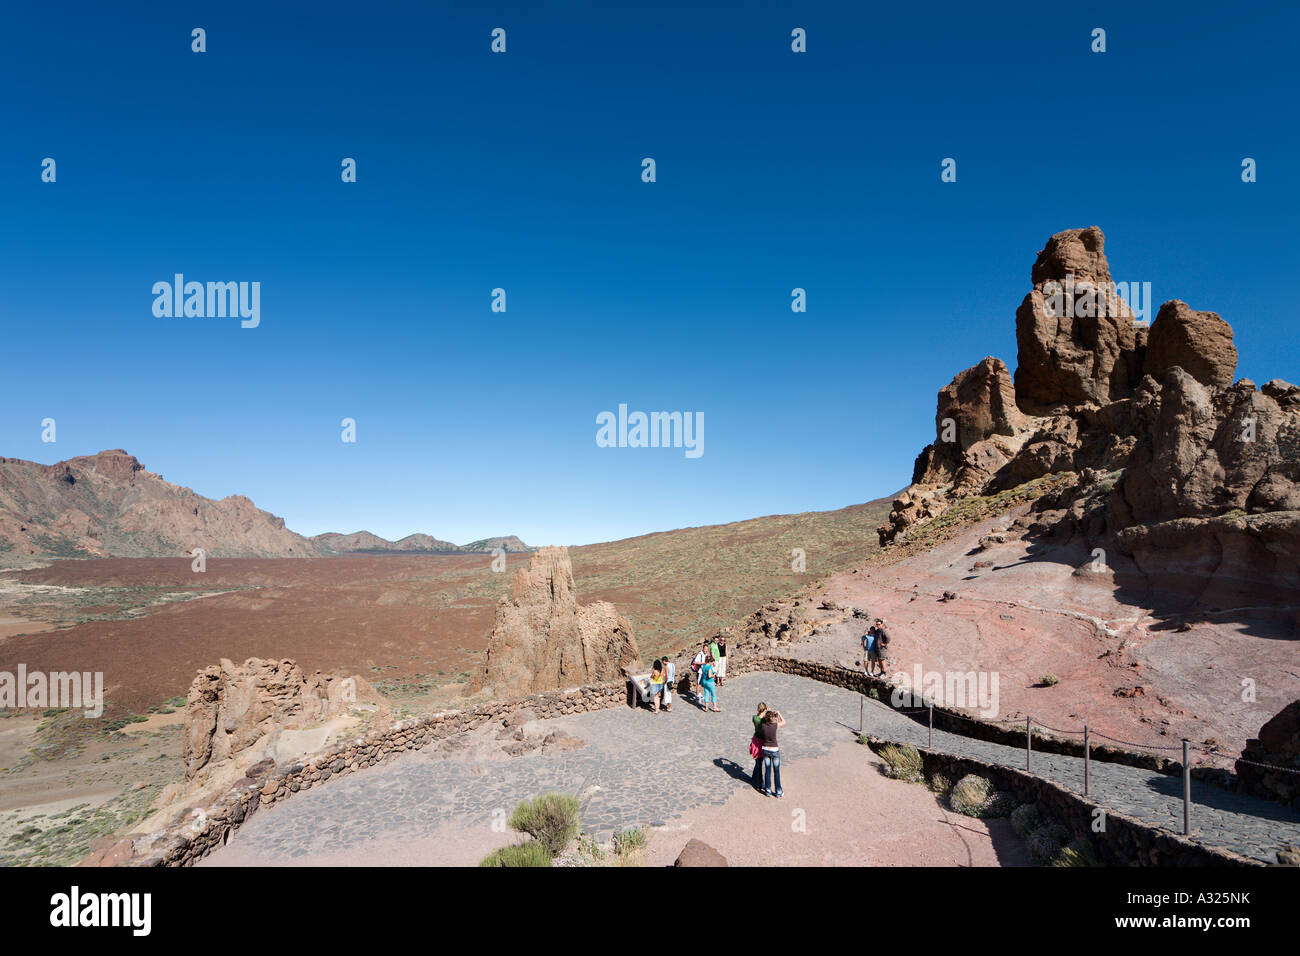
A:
208 672 1300 864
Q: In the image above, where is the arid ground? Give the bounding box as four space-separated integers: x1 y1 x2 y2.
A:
0 499 890 863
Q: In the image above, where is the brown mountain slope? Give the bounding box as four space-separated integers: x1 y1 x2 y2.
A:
0 450 319 566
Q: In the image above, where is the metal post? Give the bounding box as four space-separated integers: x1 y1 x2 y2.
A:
859 695 864 735
928 703 934 749
1084 725 1091 797
1183 739 1191 836
1026 716 1032 771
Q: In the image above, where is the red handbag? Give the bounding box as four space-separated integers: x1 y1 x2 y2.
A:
749 736 763 759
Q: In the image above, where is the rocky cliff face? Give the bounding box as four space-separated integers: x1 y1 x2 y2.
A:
473 546 641 697
880 227 1300 610
0 449 321 564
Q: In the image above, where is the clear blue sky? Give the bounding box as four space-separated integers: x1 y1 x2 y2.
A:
2 1 1296 545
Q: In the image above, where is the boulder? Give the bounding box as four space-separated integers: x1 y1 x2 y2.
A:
1144 300 1237 390
673 838 728 867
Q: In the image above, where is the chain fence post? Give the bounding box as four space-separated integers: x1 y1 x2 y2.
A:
1026 716 1032 771
1183 739 1191 836
859 695 864 735
1084 724 1091 797
928 702 934 749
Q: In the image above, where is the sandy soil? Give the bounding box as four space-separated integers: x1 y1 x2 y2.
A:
648 740 1031 866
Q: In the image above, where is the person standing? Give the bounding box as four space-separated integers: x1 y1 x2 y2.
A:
649 659 666 713
871 618 891 677
750 701 768 789
663 658 675 711
760 708 785 797
698 653 721 712
715 636 728 685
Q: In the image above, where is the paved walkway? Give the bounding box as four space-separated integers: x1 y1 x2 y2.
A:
204 672 1300 865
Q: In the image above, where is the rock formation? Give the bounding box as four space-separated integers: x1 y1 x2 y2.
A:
183 657 372 781
878 226 1300 609
1237 701 1300 809
0 449 320 565
474 546 641 697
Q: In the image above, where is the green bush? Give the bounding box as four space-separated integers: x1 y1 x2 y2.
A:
1026 823 1071 864
925 771 953 795
878 743 923 782
478 841 552 867
1050 836 1101 867
979 791 1015 818
508 792 580 855
1040 674 1060 687
1010 803 1042 836
613 826 647 856
949 774 993 815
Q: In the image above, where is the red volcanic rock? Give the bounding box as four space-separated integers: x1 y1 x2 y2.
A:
1144 300 1237 390
913 357 1030 493
674 838 728 867
1014 227 1146 413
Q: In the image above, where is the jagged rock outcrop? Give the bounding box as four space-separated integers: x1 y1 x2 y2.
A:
183 657 370 781
1013 226 1146 414
1237 701 1300 809
878 227 1300 609
911 357 1032 494
474 546 641 697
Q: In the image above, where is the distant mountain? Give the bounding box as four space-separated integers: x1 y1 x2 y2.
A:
0 450 320 565
311 531 530 554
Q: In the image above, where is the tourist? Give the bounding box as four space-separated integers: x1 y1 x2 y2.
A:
663 658 675 711
698 652 720 712
649 659 666 713
715 636 727 685
871 618 891 677
750 701 768 789
691 643 707 698
760 708 785 797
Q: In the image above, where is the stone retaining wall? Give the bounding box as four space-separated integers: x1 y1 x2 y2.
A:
861 735 1256 866
126 650 1260 866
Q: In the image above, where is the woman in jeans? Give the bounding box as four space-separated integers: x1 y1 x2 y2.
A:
760 708 785 797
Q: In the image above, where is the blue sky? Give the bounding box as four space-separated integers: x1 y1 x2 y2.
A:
2 1 1296 546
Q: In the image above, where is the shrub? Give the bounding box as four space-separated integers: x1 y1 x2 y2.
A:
1040 674 1060 687
1010 803 1042 836
478 841 552 867
878 743 923 782
981 791 1015 818
925 771 953 795
613 826 647 856
508 792 580 855
949 774 993 816
1050 837 1101 867
1026 823 1071 864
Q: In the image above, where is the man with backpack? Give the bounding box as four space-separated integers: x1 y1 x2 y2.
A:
863 618 891 677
